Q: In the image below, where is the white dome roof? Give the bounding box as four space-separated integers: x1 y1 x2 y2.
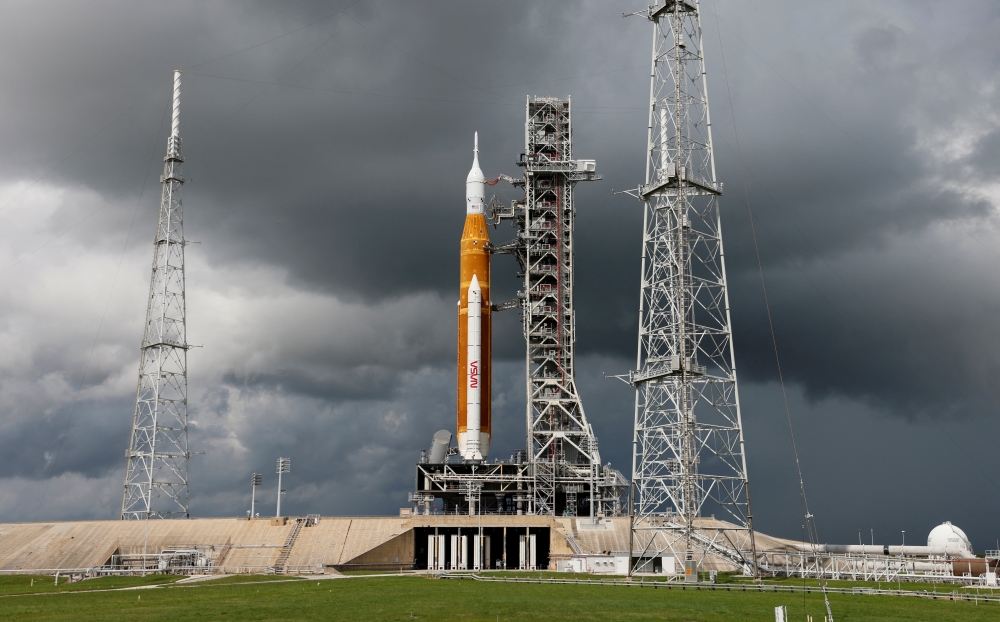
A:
927 521 973 557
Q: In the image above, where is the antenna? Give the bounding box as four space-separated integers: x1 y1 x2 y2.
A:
120 70 192 520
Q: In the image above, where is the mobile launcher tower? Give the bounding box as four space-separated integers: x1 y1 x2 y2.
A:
412 98 628 519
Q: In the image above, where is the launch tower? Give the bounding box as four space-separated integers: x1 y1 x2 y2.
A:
625 1 756 572
414 99 627 519
120 71 192 520
494 97 624 517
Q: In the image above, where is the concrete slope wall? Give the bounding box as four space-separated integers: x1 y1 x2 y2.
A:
0 515 802 574
0 519 292 572
283 517 409 568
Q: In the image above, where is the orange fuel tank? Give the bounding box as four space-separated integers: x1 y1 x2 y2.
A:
457 133 491 460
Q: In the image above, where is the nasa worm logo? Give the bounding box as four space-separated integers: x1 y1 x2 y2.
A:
469 360 479 388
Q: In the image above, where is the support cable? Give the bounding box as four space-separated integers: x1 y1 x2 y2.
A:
182 0 367 71
0 77 167 218
32 99 172 519
704 4 1000 262
0 177 143 276
711 1 830 616
339 11 519 105
0 0 365 224
710 130 1000 494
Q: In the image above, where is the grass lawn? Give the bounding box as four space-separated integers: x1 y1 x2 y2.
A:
473 570 983 595
0 574 181 596
0 574 996 621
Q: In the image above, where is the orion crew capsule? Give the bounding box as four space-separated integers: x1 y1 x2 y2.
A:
457 132 491 461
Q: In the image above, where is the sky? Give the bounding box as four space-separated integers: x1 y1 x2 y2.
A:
0 0 998 552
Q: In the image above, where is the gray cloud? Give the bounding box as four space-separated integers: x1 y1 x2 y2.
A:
0 0 997 551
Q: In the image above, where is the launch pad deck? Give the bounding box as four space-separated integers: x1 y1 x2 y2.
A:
413 459 628 517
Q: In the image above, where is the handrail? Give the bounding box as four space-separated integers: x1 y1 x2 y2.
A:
440 573 1000 603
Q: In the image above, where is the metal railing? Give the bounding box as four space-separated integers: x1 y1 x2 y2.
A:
442 573 1000 604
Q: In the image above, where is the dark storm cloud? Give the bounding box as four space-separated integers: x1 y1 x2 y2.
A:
0 0 998 550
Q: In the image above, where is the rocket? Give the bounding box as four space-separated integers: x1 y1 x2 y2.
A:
457 132 491 461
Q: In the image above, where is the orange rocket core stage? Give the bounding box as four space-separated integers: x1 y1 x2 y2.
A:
457 213 491 458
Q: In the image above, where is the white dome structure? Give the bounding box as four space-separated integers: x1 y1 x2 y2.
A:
927 521 973 557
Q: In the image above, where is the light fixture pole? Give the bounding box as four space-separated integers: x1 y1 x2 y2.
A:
276 458 291 517
251 473 262 518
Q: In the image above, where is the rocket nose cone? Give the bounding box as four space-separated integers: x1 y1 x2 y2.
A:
469 273 481 294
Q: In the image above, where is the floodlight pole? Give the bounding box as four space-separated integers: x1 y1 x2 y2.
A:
276 458 290 517
251 473 262 519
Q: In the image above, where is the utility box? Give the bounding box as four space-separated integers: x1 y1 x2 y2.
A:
270 517 287 526
684 559 698 583
614 554 629 575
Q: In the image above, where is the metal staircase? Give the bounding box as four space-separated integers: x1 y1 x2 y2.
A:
272 519 304 574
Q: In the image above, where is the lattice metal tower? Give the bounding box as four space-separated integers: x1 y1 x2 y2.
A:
627 1 755 568
121 70 191 520
494 97 621 517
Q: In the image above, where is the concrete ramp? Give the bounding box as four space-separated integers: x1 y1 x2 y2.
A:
0 515 805 574
0 519 294 572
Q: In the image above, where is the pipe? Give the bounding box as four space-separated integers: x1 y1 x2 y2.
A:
952 558 1000 577
816 544 973 557
427 430 452 463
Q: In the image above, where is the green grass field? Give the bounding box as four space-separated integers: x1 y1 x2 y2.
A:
1 573 997 621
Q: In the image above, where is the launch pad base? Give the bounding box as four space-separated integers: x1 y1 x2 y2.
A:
412 459 628 518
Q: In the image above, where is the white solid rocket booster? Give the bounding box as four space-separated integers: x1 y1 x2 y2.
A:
466 274 483 460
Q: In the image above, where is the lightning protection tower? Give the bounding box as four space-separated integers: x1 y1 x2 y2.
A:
627 1 756 572
121 70 192 520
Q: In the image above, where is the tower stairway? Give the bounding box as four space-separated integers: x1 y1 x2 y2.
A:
273 519 304 574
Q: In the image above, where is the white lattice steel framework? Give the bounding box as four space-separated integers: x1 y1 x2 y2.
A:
492 97 626 518
521 98 593 516
121 71 191 520
627 1 756 568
